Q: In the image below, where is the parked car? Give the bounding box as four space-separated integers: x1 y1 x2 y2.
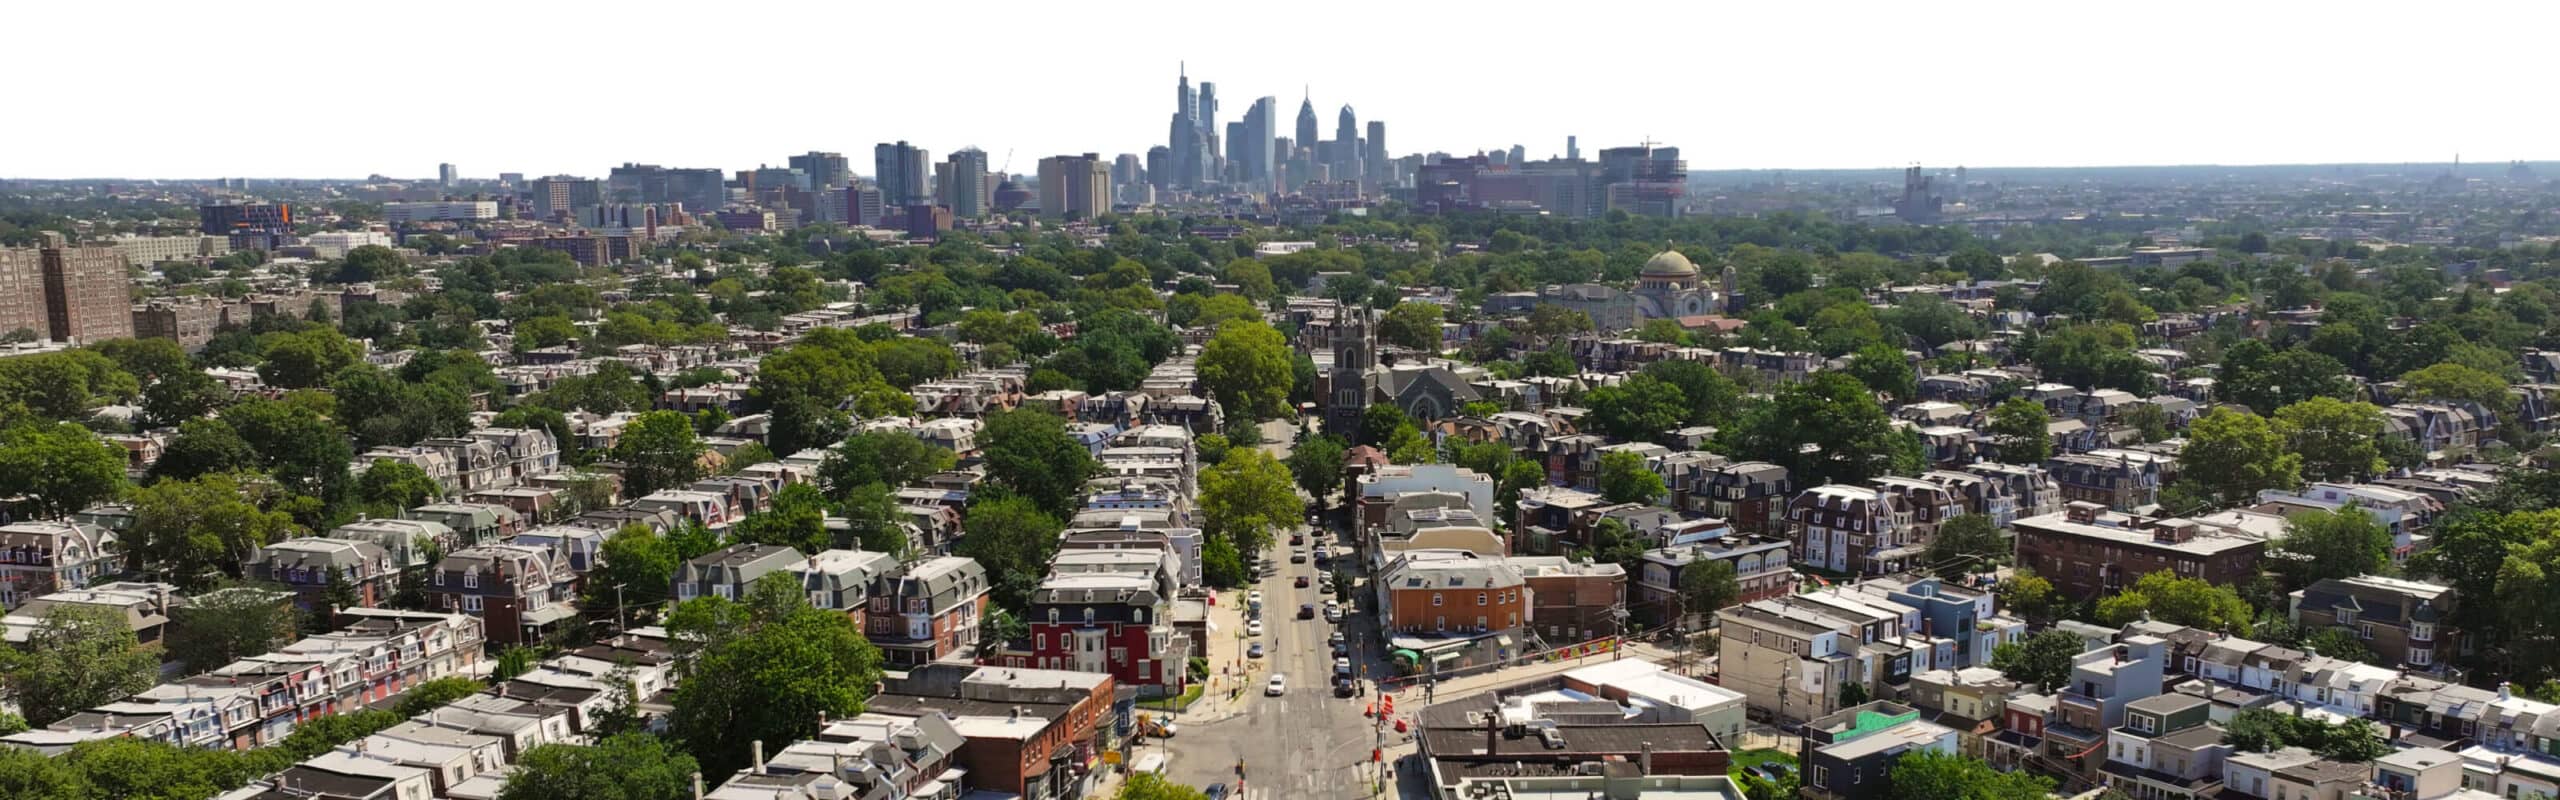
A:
1324 607 1344 623
1205 783 1231 800
1246 620 1264 637
1289 533 1304 546
1290 551 1308 564
1248 641 1265 659
1266 674 1288 696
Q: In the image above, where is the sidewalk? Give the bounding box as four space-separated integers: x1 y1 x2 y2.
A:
1178 587 1273 725
1377 641 1679 711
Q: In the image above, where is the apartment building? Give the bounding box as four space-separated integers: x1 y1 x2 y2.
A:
1716 596 1909 725
2012 503 2269 605
865 555 990 668
427 544 580 647
1797 702 1959 800
1788 484 1916 576
0 520 118 610
1636 533 1793 629
2289 575 2458 674
243 538 399 614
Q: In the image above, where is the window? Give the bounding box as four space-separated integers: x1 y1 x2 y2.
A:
2411 648 2433 667
463 572 478 589
811 592 830 609
1049 609 1061 623
433 572 445 586
2361 623 2376 640
1133 609 1146 624
1478 592 1488 606
1811 767 1828 787
462 595 482 613
1083 608 1096 625
1433 593 1444 607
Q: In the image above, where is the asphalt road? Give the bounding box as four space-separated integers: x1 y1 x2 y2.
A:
1162 419 1406 799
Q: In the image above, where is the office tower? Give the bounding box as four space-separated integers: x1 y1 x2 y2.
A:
608 164 726 212
529 176 602 219
1295 95 1319 160
1036 153 1109 219
1243 97 1278 188
1509 144 1527 166
1366 120 1388 187
1334 105 1363 188
790 151 851 190
1112 153 1145 189
1566 136 1580 161
1145 147 1174 192
845 185 886 226
1166 67 1218 190
870 142 931 207
438 163 457 186
1598 144 1686 218
943 149 989 218
751 166 811 193
0 234 133 344
1197 81 1219 160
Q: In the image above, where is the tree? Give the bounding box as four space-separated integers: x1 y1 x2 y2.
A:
1288 435 1349 510
731 483 832 554
500 731 702 800
1359 403 1410 447
1198 319 1295 422
125 473 299 590
141 368 228 428
2400 361 2516 416
165 585 295 673
956 494 1065 615
395 676 488 717
1995 570 2065 624
1889 749 2055 800
492 645 542 682
667 573 883 777
2276 398 2388 482
1680 559 1740 626
1193 432 1233 466
1641 359 1741 427
1379 301 1445 351
1922 514 2004 580
589 524 678 626
978 408 1095 518
0 421 126 519
334 244 407 283
1598 450 1665 505
1584 375 1690 443
1836 681 1869 708
2122 401 2172 444
2171 408 2299 509
2031 322 2151 393
1986 398 2053 465
2225 708 2391 760
2096 570 2254 634
1843 342 1915 403
255 327 362 388
2272 506 2392 586
5 605 158 725
2220 341 2353 414
1716 373 1919 487
222 397 354 499
2300 626 2379 664
1384 423 1437 465
1116 772 1212 800
151 417 258 481
1201 535 1249 588
1989 629 2085 690
1200 449 1300 558
818 429 956 501
353 458 443 511
610 411 704 498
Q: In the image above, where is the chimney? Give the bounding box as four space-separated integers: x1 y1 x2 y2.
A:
2500 682 2514 700
751 740 765 774
1639 741 1653 774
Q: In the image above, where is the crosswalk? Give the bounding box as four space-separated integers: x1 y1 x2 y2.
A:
1230 772 1337 800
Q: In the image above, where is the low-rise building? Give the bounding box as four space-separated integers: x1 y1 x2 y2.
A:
863 555 989 667
0 520 117 610
243 538 398 614
1797 701 1959 800
2012 503 2269 604
428 544 580 647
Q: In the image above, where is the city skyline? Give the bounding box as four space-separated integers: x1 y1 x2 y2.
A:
6 0 2558 180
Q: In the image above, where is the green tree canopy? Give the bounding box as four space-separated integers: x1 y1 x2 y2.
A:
1200 448 1300 558
1986 398 2052 465
978 408 1095 518
1584 375 1690 444
609 410 704 498
1922 514 2005 580
1379 301 1446 351
1287 435 1350 510
0 421 126 519
2096 570 2254 634
1989 628 2085 690
5 605 159 726
1716 372 1920 487
1198 319 1295 422
500 732 703 800
125 472 300 590
2169 407 2300 510
1889 747 2056 800
956 493 1066 615
666 573 884 778
2272 506 2392 587
1598 450 1665 505
2275 398 2388 482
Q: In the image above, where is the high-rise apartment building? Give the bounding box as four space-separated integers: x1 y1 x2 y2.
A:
438 163 458 186
1598 144 1687 218
942 149 989 218
529 176 603 219
872 142 931 207
1036 154 1110 220
789 151 851 190
0 234 132 344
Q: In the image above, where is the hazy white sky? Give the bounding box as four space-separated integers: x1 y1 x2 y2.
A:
9 0 2554 180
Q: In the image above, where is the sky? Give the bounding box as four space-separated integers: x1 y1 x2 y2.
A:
8 0 2556 180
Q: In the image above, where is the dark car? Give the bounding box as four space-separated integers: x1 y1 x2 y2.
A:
1289 533 1304 546
1290 551 1308 564
1205 783 1231 800
1294 575 1309 588
1298 603 1316 620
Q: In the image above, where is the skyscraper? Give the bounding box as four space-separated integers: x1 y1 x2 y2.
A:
790 151 851 189
438 163 457 186
872 142 931 207
942 149 989 218
1295 94 1319 161
1197 80 1220 179
1334 105 1363 187
1566 136 1580 161
1036 153 1110 220
1166 67 1210 190
1366 120 1388 187
1246 97 1279 189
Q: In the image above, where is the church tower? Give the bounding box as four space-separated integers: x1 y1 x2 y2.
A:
1327 305 1376 432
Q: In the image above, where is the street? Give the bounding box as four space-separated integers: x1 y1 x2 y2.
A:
1160 420 1404 799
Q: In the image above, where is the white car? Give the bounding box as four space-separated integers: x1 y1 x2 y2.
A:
1266 674 1288 696
1246 620 1264 637
1247 590 1263 606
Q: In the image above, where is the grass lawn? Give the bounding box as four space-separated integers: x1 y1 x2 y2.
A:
1729 748 1797 780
